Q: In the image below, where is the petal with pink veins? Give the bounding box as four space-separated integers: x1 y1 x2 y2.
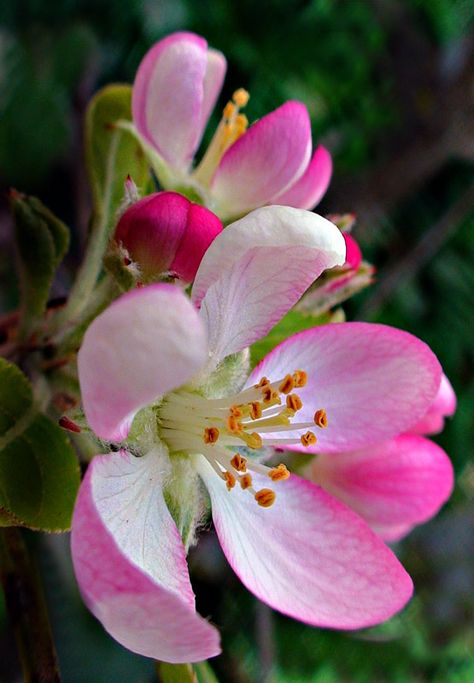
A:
192 205 346 308
272 145 333 210
200 48 227 135
194 456 413 629
311 435 454 541
71 450 220 662
211 101 312 219
247 323 441 452
132 32 208 170
410 373 457 435
78 285 208 441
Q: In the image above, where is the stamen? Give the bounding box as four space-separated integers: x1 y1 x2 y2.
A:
286 393 303 411
279 374 295 394
240 473 253 490
233 88 250 107
224 471 236 491
250 401 262 419
203 427 219 444
255 377 270 389
293 370 308 388
255 489 276 508
240 432 263 449
226 415 243 434
269 464 290 482
314 409 328 428
230 453 247 472
301 431 317 447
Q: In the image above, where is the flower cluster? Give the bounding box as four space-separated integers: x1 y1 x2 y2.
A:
68 31 456 666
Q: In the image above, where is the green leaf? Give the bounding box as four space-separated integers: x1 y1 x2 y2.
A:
9 191 70 340
85 84 149 222
0 359 80 531
250 310 331 366
195 661 220 683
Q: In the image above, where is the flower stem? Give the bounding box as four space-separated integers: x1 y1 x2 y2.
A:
0 528 61 683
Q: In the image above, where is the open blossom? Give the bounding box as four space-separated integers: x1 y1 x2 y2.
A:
115 190 222 282
131 31 332 220
71 206 442 663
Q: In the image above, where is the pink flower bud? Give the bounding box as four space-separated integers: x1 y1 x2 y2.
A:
115 191 222 282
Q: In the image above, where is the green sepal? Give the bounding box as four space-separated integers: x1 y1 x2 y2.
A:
103 248 138 292
9 191 70 340
0 358 80 531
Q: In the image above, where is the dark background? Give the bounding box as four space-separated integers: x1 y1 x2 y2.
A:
1 1 473 681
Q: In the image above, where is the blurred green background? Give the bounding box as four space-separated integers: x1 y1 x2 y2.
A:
1 0 474 681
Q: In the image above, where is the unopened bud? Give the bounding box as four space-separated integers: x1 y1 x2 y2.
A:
115 191 222 282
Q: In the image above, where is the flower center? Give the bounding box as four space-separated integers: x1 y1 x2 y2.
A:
193 88 250 186
158 370 327 507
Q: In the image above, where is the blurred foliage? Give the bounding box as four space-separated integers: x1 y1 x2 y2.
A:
1 0 474 681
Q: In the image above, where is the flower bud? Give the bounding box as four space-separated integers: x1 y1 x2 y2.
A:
115 191 222 282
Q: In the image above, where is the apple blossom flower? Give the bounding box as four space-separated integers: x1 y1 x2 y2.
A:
310 373 456 541
131 31 332 220
115 191 222 282
71 205 442 663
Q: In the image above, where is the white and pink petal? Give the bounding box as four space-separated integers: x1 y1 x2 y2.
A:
71 450 220 662
247 323 442 452
195 456 413 629
78 285 208 441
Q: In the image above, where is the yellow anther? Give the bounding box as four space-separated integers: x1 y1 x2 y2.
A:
269 464 290 482
235 113 248 134
224 471 236 491
293 370 308 388
226 415 243 434
279 374 295 395
230 453 247 472
233 88 249 107
223 102 236 119
230 405 243 418
203 427 219 444
255 377 270 389
286 393 303 412
301 431 317 447
314 409 328 429
255 488 276 508
250 401 262 420
241 432 263 450
262 388 281 405
240 473 253 490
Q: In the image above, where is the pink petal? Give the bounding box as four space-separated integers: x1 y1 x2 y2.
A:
211 101 312 219
132 32 208 170
272 145 332 210
71 451 220 663
78 285 208 441
194 456 412 629
193 205 345 309
247 323 442 452
311 435 454 540
343 232 362 270
200 48 227 134
410 373 457 435
169 201 223 283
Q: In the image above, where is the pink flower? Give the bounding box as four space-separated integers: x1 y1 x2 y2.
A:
310 373 455 541
132 31 332 220
72 206 442 663
115 191 222 282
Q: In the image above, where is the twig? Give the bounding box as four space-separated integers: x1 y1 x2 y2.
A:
359 182 474 318
0 528 61 683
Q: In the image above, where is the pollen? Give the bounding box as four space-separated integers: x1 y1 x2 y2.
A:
314 409 328 428
226 415 243 434
293 370 308 388
203 427 219 444
230 453 247 472
223 101 236 119
250 401 262 419
255 488 276 508
286 393 303 412
224 471 236 491
255 376 270 389
240 473 253 490
262 388 280 405
269 464 290 482
301 431 317 447
233 88 250 107
230 405 243 418
279 374 295 394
